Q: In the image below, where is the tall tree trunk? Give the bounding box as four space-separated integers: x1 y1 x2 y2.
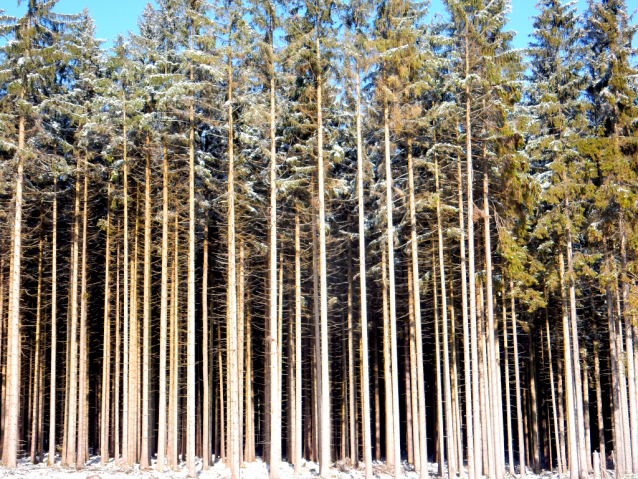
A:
510 281 526 479
347 241 358 465
76 157 89 468
140 140 151 470
503 288 514 474
382 249 394 469
355 61 373 479
559 253 580 479
546 312 563 476
245 288 255 463
566 220 588 479
115 240 121 466
315 17 331 479
2 105 24 469
224 22 240 476
465 32 482 479
294 211 302 473
30 214 44 463
64 164 81 467
483 157 503 479
457 140 473 479
383 90 401 479
407 262 421 472
121 93 130 468
48 176 58 466
433 252 445 478
593 344 605 468
202 217 210 469
435 153 456 478
238 241 246 466
268 32 281 478
157 143 169 472
101 183 112 466
186 52 197 479
620 218 638 473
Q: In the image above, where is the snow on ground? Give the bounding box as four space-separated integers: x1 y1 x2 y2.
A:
0 455 607 479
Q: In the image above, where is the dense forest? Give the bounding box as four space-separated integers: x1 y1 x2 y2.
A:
0 0 636 478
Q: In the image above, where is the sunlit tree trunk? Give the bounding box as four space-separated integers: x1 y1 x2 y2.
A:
30 214 44 463
315 17 331 479
355 61 373 479
294 211 303 473
510 281 526 479
77 157 90 468
2 100 24 470
157 143 169 472
559 254 579 479
383 91 401 479
48 176 58 466
140 141 151 470
268 30 281 477
64 164 81 467
202 217 210 469
546 312 562 476
382 249 394 469
100 183 112 466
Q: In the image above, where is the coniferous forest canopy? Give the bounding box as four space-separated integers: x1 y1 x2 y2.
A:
0 0 637 478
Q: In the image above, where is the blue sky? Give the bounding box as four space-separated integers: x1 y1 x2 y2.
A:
3 0 636 50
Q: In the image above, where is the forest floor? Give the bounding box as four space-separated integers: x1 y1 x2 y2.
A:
0 456 559 479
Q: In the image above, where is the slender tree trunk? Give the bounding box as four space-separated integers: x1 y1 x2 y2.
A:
168 212 179 470
76 157 89 468
315 19 331 479
620 218 638 473
382 249 394 469
355 61 373 479
615 286 632 474
64 164 81 467
433 252 445 478
546 312 563 476
30 215 44 463
115 240 121 466
557 348 567 472
383 91 401 479
101 183 112 466
294 212 303 473
186 54 197 479
245 289 255 463
435 153 456 478
510 281 526 478
311 185 321 467
157 143 169 472
373 312 381 462
528 331 540 474
465 33 482 479
503 289 514 474
482 158 503 479
2 105 24 469
566 222 588 479
238 241 246 466
121 93 130 468
559 253 580 479
202 217 210 469
268 38 281 478
457 142 473 479
593 344 605 468
347 241 358 465
407 262 421 472
140 140 151 470
48 176 58 466
583 365 592 472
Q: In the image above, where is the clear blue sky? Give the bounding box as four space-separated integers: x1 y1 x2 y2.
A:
3 0 637 50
